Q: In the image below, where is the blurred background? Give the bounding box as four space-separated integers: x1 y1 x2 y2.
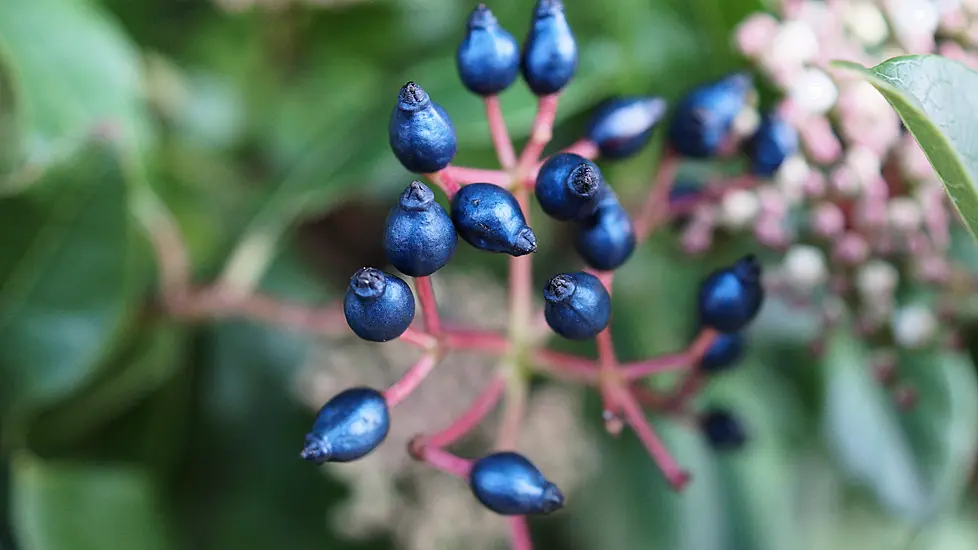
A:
2 0 978 549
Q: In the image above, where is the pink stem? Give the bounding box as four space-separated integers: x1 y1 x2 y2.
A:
427 376 506 448
414 276 442 336
663 329 718 407
620 329 718 380
445 165 511 187
518 94 560 173
531 349 600 382
417 445 473 478
424 169 462 198
509 516 534 550
485 96 518 170
384 353 439 407
594 273 623 430
615 385 690 491
444 329 510 354
399 326 437 349
634 152 680 241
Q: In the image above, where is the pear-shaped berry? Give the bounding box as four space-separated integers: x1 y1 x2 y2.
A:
344 268 416 342
535 153 605 221
451 183 537 256
389 82 457 173
384 180 457 277
300 387 390 463
587 96 668 159
700 331 745 373
543 271 611 340
698 255 764 333
746 113 798 177
574 188 636 271
469 451 565 515
521 0 577 96
457 4 520 96
668 73 753 158
701 407 747 451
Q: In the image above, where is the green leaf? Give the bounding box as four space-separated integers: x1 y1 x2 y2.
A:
0 0 151 170
822 328 978 521
0 142 144 420
11 453 175 550
832 55 978 239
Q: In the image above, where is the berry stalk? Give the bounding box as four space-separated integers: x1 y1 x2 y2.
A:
425 169 462 198
614 383 690 490
445 165 511 186
517 94 560 175
413 444 473 478
414 276 442 336
508 517 533 550
485 96 518 170
634 152 680 240
426 376 507 448
384 353 439 407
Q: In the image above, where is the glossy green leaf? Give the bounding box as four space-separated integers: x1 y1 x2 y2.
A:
11 453 175 550
833 56 978 239
0 142 143 418
822 329 978 521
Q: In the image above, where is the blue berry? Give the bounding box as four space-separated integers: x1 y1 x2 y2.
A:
698 255 764 334
701 408 747 451
384 180 457 277
457 4 520 96
521 0 577 96
746 113 798 177
543 272 611 340
587 96 668 159
300 387 391 463
389 82 457 173
574 189 635 271
469 451 565 515
668 73 753 158
699 331 745 374
451 183 537 256
344 267 416 342
534 153 605 221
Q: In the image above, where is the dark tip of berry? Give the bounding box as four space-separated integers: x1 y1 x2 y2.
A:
350 267 387 300
540 483 565 513
299 439 329 464
544 274 576 304
399 180 435 211
398 81 429 110
512 227 538 256
568 163 600 198
467 3 497 29
733 254 762 283
534 0 564 17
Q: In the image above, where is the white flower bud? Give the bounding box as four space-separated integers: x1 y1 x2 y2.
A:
719 189 761 229
845 2 890 46
887 197 924 232
891 304 938 349
856 260 900 301
789 68 839 115
732 106 761 139
782 245 828 291
776 154 811 201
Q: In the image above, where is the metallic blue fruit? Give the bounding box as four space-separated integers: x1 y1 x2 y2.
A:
701 408 747 451
574 188 635 271
300 387 391 464
521 0 577 96
469 451 565 515
457 4 520 96
698 255 764 334
534 153 604 221
587 96 668 159
668 73 753 158
451 183 537 256
343 267 416 342
384 180 457 277
543 271 611 340
700 331 745 373
389 82 457 173
746 113 798 177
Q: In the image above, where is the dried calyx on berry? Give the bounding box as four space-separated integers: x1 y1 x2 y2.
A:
521 0 578 96
343 267 416 342
457 4 521 96
451 183 537 256
469 451 565 515
698 254 765 333
301 387 391 463
384 180 457 277
535 153 606 221
574 187 636 271
543 272 612 340
389 81 458 173
587 96 669 159
668 72 754 158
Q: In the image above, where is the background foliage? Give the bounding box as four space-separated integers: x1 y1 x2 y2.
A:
2 0 978 549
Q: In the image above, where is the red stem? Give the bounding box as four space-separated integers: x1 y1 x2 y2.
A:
425 169 461 199
614 385 690 491
531 349 600 382
416 445 473 478
634 152 680 241
620 328 718 380
427 376 506 448
384 353 439 407
443 329 510 354
509 516 534 550
518 94 560 173
414 276 442 336
664 329 718 407
485 96 517 170
398 326 437 349
444 165 510 187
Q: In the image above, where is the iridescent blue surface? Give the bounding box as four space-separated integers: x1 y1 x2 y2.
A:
747 113 798 177
668 73 753 158
574 188 635 271
699 331 745 373
389 82 457 173
697 255 764 333
469 451 565 515
534 152 604 221
451 183 537 256
384 180 457 276
343 267 416 342
300 387 391 464
701 408 747 451
457 5 520 96
521 0 577 96
587 96 668 159
543 271 611 340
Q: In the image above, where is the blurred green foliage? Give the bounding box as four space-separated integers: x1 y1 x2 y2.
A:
1 0 978 549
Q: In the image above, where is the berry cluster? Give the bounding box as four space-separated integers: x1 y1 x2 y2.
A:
298 2 766 547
